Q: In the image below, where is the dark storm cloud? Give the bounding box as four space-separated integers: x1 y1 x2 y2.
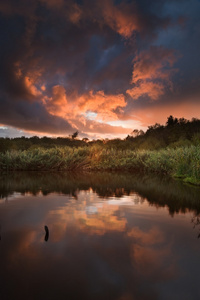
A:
0 95 74 135
0 0 199 137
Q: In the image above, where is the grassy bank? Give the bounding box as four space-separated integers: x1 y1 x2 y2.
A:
0 145 200 185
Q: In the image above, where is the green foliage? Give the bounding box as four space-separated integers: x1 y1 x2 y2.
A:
0 147 90 171
0 145 199 184
0 116 200 184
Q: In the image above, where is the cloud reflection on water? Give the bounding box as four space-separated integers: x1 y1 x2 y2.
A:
0 172 200 299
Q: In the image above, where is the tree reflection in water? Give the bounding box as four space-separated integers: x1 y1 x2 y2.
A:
0 171 200 216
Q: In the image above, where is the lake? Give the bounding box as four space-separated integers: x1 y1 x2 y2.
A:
0 171 200 300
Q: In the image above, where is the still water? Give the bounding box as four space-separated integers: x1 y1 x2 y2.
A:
0 171 200 300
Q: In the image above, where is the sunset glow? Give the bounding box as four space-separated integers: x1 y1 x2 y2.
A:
0 0 200 138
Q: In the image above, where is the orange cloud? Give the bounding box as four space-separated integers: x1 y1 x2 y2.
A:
44 87 126 121
43 85 70 118
78 90 126 121
127 81 165 101
132 47 175 83
42 86 130 137
24 76 41 97
127 46 177 101
13 62 45 99
101 0 140 38
78 121 131 138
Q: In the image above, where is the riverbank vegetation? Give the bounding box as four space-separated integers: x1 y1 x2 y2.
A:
0 144 199 184
0 116 200 184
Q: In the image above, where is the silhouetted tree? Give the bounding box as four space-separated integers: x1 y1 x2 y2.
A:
166 115 178 127
131 129 144 137
72 131 79 139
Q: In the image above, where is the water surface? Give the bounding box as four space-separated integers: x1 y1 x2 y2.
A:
0 171 200 300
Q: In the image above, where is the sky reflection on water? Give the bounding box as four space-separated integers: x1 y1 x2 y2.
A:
0 172 200 300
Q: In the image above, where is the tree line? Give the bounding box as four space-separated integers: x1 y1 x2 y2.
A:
0 116 200 153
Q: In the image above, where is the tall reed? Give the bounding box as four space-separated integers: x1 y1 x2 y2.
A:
0 145 199 184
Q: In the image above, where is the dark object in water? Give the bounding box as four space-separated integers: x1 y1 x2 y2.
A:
44 225 49 242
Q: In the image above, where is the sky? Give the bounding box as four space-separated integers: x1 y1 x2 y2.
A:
0 0 200 139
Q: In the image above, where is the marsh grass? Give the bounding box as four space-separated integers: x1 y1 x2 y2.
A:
0 145 200 184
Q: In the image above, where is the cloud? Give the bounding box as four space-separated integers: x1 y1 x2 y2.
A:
127 46 177 101
42 86 130 137
78 90 126 121
100 0 140 38
73 118 131 137
0 95 74 136
43 86 126 121
0 126 32 138
132 46 176 83
93 0 171 39
0 0 199 137
43 85 69 118
127 81 165 101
